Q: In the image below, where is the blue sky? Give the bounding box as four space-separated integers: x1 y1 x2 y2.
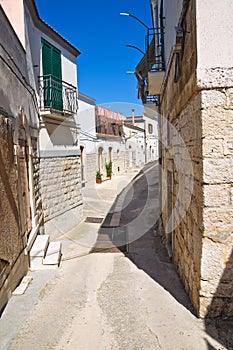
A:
35 0 152 116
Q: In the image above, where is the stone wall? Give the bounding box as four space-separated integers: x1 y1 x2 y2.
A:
160 0 233 317
39 156 83 228
200 88 233 317
159 0 202 315
169 94 203 316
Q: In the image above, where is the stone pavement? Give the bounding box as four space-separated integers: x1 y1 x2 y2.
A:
0 162 232 350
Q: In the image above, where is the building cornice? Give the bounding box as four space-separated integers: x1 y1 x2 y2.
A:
25 0 81 57
78 92 96 105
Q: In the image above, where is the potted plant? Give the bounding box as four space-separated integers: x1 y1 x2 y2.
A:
96 170 102 184
105 161 112 179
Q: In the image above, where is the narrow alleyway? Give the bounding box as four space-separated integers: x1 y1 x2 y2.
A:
0 163 232 350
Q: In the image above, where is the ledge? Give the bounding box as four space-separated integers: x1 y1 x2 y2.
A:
39 149 81 158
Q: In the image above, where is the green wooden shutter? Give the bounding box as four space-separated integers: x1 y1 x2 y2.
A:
52 47 62 79
42 39 52 75
41 39 63 111
51 47 63 111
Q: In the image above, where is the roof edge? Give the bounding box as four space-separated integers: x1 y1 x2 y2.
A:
25 0 81 57
78 92 96 105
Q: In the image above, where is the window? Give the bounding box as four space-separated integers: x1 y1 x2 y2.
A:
148 123 153 134
42 39 62 78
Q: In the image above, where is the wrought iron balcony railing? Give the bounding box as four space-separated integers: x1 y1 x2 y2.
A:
135 25 166 104
39 75 78 115
96 117 123 137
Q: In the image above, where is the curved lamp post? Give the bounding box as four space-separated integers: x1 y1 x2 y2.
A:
125 44 145 55
120 12 150 30
120 12 150 73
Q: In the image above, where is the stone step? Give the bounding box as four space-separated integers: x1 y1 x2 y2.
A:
12 276 33 295
30 235 50 257
43 242 62 266
30 256 44 271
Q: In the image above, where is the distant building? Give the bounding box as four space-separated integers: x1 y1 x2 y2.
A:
123 123 145 168
95 106 125 175
78 92 97 184
125 113 158 163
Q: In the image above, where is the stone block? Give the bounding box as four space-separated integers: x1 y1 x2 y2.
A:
203 158 233 183
202 109 233 138
30 234 49 257
201 90 227 109
204 208 233 233
204 184 231 207
201 238 232 281
12 276 32 295
203 138 225 158
223 139 233 156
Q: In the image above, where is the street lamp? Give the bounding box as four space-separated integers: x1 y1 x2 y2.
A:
125 44 145 55
120 12 151 73
120 12 150 30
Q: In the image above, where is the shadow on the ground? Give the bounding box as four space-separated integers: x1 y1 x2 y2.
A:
204 248 233 350
91 162 194 314
124 229 195 314
91 162 233 349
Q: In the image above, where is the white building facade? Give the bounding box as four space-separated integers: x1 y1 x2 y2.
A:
124 114 158 163
78 92 97 184
0 0 83 245
123 123 145 168
24 0 83 238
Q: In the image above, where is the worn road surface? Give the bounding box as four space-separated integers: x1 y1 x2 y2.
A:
0 162 232 350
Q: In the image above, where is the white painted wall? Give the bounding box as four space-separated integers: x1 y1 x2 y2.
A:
23 2 79 154
38 31 78 88
96 138 125 174
78 95 97 156
196 0 233 70
143 115 158 160
24 4 78 90
124 125 145 166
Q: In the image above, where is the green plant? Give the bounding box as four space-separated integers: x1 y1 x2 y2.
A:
96 170 102 180
119 123 123 135
105 162 112 177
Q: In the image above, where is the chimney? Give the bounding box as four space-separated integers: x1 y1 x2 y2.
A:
132 108 135 125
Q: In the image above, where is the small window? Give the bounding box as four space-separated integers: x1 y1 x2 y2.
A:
148 123 153 134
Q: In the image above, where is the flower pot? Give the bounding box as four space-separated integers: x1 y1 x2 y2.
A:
96 179 102 184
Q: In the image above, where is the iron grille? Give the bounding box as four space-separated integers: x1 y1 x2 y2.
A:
39 74 78 114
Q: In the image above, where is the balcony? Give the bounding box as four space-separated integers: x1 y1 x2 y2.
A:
135 28 165 105
95 106 124 138
96 118 123 137
39 75 78 118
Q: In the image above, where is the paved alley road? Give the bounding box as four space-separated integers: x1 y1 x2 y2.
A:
0 163 232 350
